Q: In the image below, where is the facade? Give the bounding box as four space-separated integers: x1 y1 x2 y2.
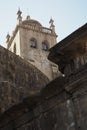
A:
6 9 59 80
0 23 87 130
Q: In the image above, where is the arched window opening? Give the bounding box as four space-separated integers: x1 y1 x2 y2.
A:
42 42 48 51
30 38 37 48
14 44 16 53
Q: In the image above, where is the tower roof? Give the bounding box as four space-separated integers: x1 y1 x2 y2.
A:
22 19 42 27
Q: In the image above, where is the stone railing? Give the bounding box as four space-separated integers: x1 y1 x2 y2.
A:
42 27 52 34
24 24 53 34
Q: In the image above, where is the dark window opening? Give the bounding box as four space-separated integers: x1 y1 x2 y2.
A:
30 39 37 48
42 42 48 51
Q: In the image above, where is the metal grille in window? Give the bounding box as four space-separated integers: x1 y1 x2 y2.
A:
42 42 48 51
30 39 37 48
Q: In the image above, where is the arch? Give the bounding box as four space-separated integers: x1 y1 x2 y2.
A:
30 38 37 48
42 41 49 51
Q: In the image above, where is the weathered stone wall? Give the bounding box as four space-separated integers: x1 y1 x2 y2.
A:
0 65 87 130
0 77 74 130
0 45 49 113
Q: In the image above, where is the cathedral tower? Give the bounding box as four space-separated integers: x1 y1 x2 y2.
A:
6 9 58 80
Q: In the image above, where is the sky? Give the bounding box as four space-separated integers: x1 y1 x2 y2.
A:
0 0 87 47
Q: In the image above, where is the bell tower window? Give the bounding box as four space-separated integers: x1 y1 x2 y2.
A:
42 42 48 51
30 38 37 48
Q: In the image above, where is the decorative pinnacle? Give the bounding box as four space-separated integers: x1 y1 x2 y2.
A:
49 17 54 26
49 17 55 33
26 15 30 20
6 33 10 42
17 8 22 19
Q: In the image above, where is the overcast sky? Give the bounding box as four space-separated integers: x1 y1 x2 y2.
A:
0 0 87 47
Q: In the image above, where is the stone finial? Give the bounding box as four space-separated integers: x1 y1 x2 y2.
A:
6 33 10 49
6 33 10 43
17 8 22 24
49 18 54 25
26 15 30 21
49 17 55 33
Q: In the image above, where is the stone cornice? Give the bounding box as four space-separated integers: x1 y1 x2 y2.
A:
48 23 87 63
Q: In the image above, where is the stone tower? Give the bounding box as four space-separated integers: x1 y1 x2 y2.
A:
6 9 58 80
